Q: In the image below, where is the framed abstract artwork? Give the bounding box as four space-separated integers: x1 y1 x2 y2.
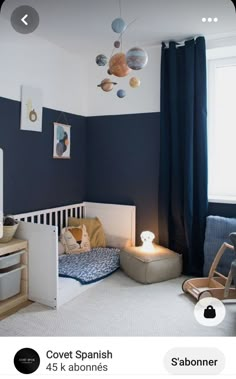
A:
20 86 43 132
53 122 71 159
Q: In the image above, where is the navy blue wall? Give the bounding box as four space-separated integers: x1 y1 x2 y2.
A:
0 97 87 214
86 113 236 244
0 95 234 242
208 203 236 218
86 113 160 244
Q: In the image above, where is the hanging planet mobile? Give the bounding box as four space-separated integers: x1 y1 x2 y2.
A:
129 77 141 88
96 11 148 99
126 47 148 70
96 54 108 66
111 18 126 34
97 78 117 92
109 52 131 77
114 40 121 48
117 89 126 98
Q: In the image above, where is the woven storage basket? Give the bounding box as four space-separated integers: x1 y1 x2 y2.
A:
0 223 19 243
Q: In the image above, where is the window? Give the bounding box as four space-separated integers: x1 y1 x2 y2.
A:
208 56 236 204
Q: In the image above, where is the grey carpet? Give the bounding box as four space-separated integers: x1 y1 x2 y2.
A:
0 270 235 336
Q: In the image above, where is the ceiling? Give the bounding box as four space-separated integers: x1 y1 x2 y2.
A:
2 0 236 53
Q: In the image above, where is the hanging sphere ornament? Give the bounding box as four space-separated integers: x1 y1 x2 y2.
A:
111 18 126 34
109 52 131 77
96 54 108 66
117 89 126 98
126 47 148 70
97 78 117 92
114 40 121 48
129 77 141 88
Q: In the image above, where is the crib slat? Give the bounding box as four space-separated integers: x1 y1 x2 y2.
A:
60 210 63 232
65 209 69 226
49 211 52 225
55 212 58 227
13 203 85 229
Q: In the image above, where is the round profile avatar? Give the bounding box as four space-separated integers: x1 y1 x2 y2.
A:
14 348 40 374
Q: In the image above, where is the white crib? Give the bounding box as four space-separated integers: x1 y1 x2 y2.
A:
14 202 136 308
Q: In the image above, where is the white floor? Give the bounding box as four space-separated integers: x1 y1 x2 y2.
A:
0 270 235 336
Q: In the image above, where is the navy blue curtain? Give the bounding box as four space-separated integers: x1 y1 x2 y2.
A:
158 37 208 276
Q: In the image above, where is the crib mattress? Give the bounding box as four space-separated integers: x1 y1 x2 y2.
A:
59 247 120 284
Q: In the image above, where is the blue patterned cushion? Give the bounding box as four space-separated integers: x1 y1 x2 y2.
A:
59 247 120 284
203 216 236 276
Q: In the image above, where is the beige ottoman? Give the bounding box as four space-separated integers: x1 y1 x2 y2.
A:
120 244 182 284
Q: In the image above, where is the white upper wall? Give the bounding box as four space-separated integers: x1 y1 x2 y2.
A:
2 10 235 119
87 45 161 116
1 0 235 118
0 12 161 117
0 17 88 116
0 15 161 117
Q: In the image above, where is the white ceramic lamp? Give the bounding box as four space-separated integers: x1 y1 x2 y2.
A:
140 230 155 251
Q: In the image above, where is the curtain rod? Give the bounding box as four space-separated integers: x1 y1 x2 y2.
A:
140 34 236 50
162 35 203 48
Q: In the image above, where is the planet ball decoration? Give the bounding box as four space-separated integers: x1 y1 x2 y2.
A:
111 18 126 34
114 40 121 48
109 52 131 77
129 77 141 88
97 78 117 92
96 54 108 66
117 89 126 98
126 47 148 70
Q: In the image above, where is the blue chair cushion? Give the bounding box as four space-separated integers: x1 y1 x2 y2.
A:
203 216 236 276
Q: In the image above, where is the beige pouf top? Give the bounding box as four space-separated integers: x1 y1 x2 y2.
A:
122 244 180 262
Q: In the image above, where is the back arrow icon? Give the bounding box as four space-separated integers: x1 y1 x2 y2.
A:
21 14 28 26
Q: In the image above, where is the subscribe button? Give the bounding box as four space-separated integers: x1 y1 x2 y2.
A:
164 348 225 375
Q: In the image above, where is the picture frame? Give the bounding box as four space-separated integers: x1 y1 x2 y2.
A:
20 86 43 132
53 122 71 159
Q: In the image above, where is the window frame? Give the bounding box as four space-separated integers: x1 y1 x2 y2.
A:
207 55 236 204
